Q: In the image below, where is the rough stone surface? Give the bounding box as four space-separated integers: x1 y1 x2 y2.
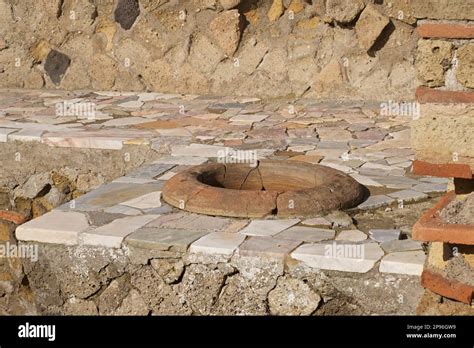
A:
412 0 474 20
440 192 474 225
150 259 184 284
14 173 51 200
355 4 390 51
0 2 418 99
456 43 474 89
268 0 285 22
267 277 321 315
325 0 365 24
220 0 241 10
416 40 453 87
209 10 242 56
44 50 71 85
115 0 140 30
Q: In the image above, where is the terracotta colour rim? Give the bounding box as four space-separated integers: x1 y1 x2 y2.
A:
421 269 474 304
162 160 367 218
412 160 473 179
413 191 474 245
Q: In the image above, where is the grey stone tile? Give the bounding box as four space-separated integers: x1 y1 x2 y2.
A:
125 228 209 252
369 229 401 243
357 195 394 210
238 236 301 258
275 226 335 242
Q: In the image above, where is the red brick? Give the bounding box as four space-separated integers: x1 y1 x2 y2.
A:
416 87 474 104
421 269 474 304
417 23 474 39
412 160 473 179
413 191 474 245
0 210 28 225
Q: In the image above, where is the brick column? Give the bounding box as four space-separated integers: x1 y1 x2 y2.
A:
412 19 474 311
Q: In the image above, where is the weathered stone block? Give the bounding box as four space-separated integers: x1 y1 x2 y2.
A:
412 0 474 20
44 50 71 85
412 103 474 171
209 10 242 56
114 0 140 30
267 0 285 22
267 276 321 315
355 4 390 51
456 43 474 89
416 40 453 87
220 0 241 10
325 0 364 24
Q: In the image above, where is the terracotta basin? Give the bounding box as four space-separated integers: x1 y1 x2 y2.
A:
162 160 367 218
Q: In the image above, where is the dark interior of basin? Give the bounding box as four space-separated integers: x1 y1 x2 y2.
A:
197 161 340 192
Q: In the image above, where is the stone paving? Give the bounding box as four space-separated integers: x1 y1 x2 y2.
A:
2 89 451 277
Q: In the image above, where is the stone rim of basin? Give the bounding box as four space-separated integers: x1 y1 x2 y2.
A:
162 160 367 218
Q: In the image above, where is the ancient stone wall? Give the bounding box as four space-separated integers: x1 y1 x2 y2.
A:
18 241 423 315
0 0 424 100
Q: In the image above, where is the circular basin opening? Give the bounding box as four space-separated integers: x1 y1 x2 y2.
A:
162 160 367 218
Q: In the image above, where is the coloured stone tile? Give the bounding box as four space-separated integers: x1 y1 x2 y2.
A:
301 217 332 227
120 191 162 210
146 213 231 232
238 236 302 258
125 228 209 252
387 189 428 203
275 226 335 242
171 144 231 157
60 182 163 212
357 195 395 210
335 230 368 242
379 250 426 276
369 229 401 243
126 163 175 179
412 182 447 193
239 219 300 237
82 215 159 248
380 239 423 253
291 242 384 273
16 211 89 245
190 232 246 255
152 156 208 166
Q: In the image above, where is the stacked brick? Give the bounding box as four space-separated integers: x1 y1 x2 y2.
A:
412 12 474 312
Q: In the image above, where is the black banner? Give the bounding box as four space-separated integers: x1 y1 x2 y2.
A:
0 315 472 346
